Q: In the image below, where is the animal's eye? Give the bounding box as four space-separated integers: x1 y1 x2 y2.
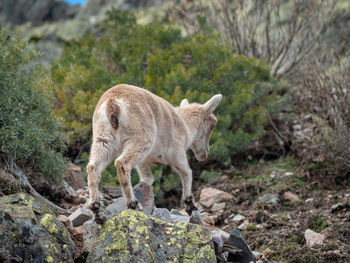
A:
209 124 215 131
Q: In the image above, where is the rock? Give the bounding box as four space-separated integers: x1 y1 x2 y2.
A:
283 191 301 202
152 208 172 223
104 182 155 219
257 193 280 205
68 208 93 227
232 214 246 222
199 187 233 208
0 193 75 262
284 172 294 176
57 214 71 227
190 210 204 226
63 163 86 190
170 214 190 223
211 202 226 212
331 203 349 213
306 198 314 203
102 186 123 199
133 182 155 215
75 218 99 250
212 231 224 254
0 0 78 26
170 208 183 216
227 229 255 263
305 229 325 248
237 219 250 230
104 197 128 219
87 210 216 262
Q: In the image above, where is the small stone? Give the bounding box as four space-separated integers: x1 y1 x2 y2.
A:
211 202 226 212
257 193 279 205
189 211 204 226
305 198 314 203
152 208 172 222
284 172 294 177
211 230 224 254
68 208 93 227
219 175 229 182
199 187 233 208
203 216 215 226
232 214 246 222
293 124 302 131
57 214 71 227
283 191 301 202
238 219 249 230
304 229 325 248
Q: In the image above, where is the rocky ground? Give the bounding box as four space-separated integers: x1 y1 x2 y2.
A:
1 157 349 262
196 157 350 263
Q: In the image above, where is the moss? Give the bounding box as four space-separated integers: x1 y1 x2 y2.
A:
40 214 58 234
309 217 328 232
246 224 257 232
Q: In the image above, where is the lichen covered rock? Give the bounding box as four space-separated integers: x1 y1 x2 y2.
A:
87 209 216 263
0 193 74 263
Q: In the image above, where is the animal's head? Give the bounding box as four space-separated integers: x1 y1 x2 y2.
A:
180 94 222 161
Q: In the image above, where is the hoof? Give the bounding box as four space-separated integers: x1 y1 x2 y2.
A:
184 196 198 215
127 200 143 211
90 202 101 213
94 212 107 225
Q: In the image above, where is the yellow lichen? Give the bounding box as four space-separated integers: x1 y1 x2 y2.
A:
40 214 58 234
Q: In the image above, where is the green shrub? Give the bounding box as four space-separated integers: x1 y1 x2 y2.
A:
51 10 288 197
0 29 66 181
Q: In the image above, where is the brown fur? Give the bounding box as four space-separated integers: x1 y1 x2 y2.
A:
87 84 222 213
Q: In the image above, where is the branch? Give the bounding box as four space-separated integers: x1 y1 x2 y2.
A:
8 162 69 215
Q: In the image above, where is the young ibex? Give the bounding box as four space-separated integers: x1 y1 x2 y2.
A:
87 84 222 214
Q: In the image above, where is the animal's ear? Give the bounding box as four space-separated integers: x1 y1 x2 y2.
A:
180 98 189 107
203 94 222 114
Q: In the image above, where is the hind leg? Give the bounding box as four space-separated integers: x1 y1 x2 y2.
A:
87 140 115 209
115 143 151 209
136 162 154 185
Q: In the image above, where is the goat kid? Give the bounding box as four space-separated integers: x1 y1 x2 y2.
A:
87 84 222 215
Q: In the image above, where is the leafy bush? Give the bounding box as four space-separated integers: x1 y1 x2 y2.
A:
294 55 350 181
51 10 287 200
0 29 66 181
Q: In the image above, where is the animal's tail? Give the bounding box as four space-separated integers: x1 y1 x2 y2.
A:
106 99 120 130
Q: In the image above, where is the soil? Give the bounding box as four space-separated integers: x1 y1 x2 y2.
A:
192 157 350 263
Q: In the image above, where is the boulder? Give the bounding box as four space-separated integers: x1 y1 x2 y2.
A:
227 229 255 263
0 193 75 262
0 0 78 26
199 187 233 208
87 210 216 263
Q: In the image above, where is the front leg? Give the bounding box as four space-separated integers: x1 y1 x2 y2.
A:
171 152 198 215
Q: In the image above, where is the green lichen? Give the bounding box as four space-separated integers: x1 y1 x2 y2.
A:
46 256 54 263
63 244 68 249
40 214 58 234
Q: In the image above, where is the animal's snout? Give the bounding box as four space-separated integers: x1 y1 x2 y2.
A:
195 150 209 162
